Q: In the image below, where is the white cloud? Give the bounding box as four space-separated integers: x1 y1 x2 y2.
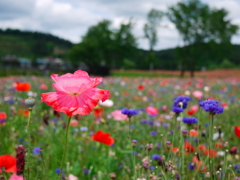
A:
0 0 239 50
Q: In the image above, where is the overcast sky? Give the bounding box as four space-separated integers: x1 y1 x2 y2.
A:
0 0 240 50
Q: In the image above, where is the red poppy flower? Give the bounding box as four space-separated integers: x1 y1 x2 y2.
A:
203 149 217 158
198 144 206 151
235 126 240 138
0 155 17 173
94 107 104 117
92 130 114 146
15 82 31 91
184 141 194 153
160 79 169 86
189 129 198 137
187 109 195 116
0 112 7 124
215 142 223 148
138 85 144 90
19 110 29 117
0 112 7 120
221 103 228 108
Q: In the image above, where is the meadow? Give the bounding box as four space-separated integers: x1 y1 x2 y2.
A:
1 69 240 180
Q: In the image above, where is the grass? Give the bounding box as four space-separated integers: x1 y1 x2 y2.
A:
0 71 240 179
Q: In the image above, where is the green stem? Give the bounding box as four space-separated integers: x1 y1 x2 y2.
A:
27 109 32 179
40 151 47 179
208 115 214 178
171 114 178 147
180 121 184 176
146 151 150 180
222 150 228 179
59 116 72 180
128 117 136 179
211 115 214 178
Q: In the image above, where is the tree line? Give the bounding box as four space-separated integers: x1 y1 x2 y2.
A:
69 0 239 77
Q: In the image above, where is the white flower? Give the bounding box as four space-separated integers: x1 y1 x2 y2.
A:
217 151 225 156
213 132 224 140
98 99 114 107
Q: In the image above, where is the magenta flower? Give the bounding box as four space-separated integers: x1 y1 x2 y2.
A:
41 70 110 117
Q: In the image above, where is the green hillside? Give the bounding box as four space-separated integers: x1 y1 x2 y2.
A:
0 29 73 59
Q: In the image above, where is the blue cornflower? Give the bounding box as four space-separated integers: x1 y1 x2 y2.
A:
121 108 138 118
163 123 169 128
152 154 161 160
83 168 89 174
182 117 198 125
18 138 24 143
173 96 191 109
188 162 195 170
80 126 88 131
199 99 224 115
150 130 157 136
32 147 41 155
0 119 6 123
130 125 135 129
140 119 148 124
172 107 184 114
149 166 155 170
234 164 240 173
55 168 63 174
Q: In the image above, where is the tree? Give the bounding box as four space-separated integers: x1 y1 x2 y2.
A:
168 0 238 77
144 9 164 72
68 19 138 71
113 19 138 69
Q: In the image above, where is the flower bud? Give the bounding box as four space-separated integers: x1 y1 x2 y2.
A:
166 141 172 149
25 97 35 110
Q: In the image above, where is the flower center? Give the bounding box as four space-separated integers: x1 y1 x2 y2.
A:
70 92 80 96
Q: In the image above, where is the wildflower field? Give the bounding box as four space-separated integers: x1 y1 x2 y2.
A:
1 69 240 180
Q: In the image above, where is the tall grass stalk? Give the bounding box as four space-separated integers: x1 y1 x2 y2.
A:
59 116 72 180
26 109 32 179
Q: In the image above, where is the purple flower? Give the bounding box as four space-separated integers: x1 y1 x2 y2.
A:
150 130 157 136
83 168 89 174
0 119 6 123
172 96 191 109
188 162 195 170
32 147 41 155
199 99 224 115
234 164 240 173
152 154 161 160
55 168 63 174
172 106 184 114
149 166 155 170
182 117 198 125
121 108 138 117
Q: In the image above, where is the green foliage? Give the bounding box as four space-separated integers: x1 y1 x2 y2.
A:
168 0 239 77
219 59 238 69
1 75 240 179
144 9 164 51
68 20 137 68
0 28 73 59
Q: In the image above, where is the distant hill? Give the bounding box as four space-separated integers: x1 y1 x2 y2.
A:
0 28 239 70
0 28 73 59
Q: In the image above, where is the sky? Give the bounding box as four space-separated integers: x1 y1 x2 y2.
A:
0 0 240 50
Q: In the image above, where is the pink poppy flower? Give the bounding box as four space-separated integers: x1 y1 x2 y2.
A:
192 90 203 99
68 174 78 180
111 110 128 121
41 70 110 117
9 173 25 180
40 84 48 90
70 119 78 127
146 106 158 116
